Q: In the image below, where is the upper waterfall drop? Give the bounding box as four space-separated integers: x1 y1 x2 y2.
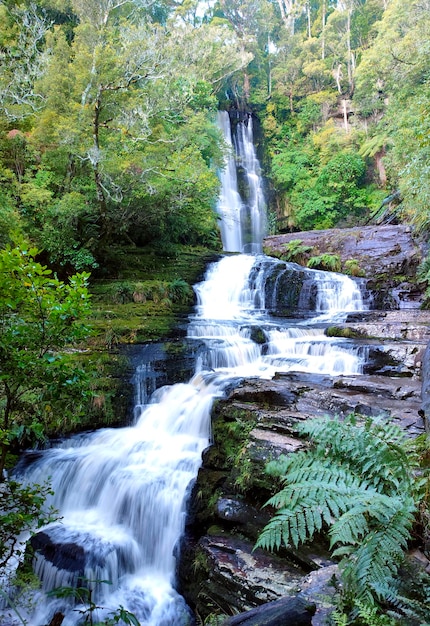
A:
216 111 267 253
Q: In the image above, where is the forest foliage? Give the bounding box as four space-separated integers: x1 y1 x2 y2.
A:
0 0 429 273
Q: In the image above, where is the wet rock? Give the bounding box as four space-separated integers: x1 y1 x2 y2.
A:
226 380 297 407
247 428 304 462
192 534 307 615
221 594 315 625
421 341 430 433
214 498 272 542
263 225 424 307
219 564 339 626
31 531 86 574
264 225 422 280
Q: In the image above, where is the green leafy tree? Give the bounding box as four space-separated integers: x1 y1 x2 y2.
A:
353 0 430 228
293 151 367 229
27 13 251 258
0 479 56 573
256 414 429 622
0 241 92 479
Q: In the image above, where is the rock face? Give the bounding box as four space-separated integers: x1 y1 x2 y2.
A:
263 225 424 308
178 306 430 623
421 341 430 433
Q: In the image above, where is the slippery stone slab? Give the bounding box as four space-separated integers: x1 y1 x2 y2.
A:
196 534 308 611
221 595 315 625
247 428 305 461
263 225 422 280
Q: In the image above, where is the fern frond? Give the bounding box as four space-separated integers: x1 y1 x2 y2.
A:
255 509 295 550
353 598 396 625
341 503 414 602
265 454 295 477
373 580 430 623
296 415 419 494
258 414 424 613
329 506 369 547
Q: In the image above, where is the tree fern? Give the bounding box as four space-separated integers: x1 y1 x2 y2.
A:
256 414 428 617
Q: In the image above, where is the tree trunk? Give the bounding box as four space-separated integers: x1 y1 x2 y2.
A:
321 0 326 59
346 7 354 94
343 99 349 132
375 149 387 186
277 0 296 35
92 87 109 239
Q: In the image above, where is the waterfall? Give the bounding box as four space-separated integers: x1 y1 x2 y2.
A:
6 114 368 626
216 111 266 253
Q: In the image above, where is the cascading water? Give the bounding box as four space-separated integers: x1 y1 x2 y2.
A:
5 113 368 626
216 111 266 253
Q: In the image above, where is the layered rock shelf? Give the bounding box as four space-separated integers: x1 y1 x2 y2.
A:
263 224 425 309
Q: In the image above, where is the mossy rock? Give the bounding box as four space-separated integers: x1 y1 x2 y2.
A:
325 326 365 339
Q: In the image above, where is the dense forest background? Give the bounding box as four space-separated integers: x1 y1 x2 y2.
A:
1 0 429 275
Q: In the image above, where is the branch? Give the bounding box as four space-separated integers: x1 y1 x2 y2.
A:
389 49 417 66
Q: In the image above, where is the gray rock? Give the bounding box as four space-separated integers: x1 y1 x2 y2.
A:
264 225 422 280
421 341 430 433
263 225 424 307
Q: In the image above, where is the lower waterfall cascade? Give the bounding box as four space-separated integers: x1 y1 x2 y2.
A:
3 113 372 626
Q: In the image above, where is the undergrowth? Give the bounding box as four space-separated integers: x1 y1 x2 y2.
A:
256 414 430 624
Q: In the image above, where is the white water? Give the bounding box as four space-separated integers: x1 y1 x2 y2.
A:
5 114 368 626
216 111 266 253
188 254 367 380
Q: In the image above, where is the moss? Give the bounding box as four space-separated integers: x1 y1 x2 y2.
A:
87 245 216 347
212 403 258 468
326 326 365 339
343 258 366 277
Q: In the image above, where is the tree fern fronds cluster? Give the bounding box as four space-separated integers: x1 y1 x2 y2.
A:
256 414 428 617
297 415 421 494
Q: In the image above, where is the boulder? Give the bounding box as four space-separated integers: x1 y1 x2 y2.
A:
221 595 315 625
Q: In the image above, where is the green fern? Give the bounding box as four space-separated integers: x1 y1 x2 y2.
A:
281 239 314 264
307 253 341 272
372 566 430 624
256 414 426 614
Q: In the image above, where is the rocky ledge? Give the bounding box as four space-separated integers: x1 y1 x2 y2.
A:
263 224 425 308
